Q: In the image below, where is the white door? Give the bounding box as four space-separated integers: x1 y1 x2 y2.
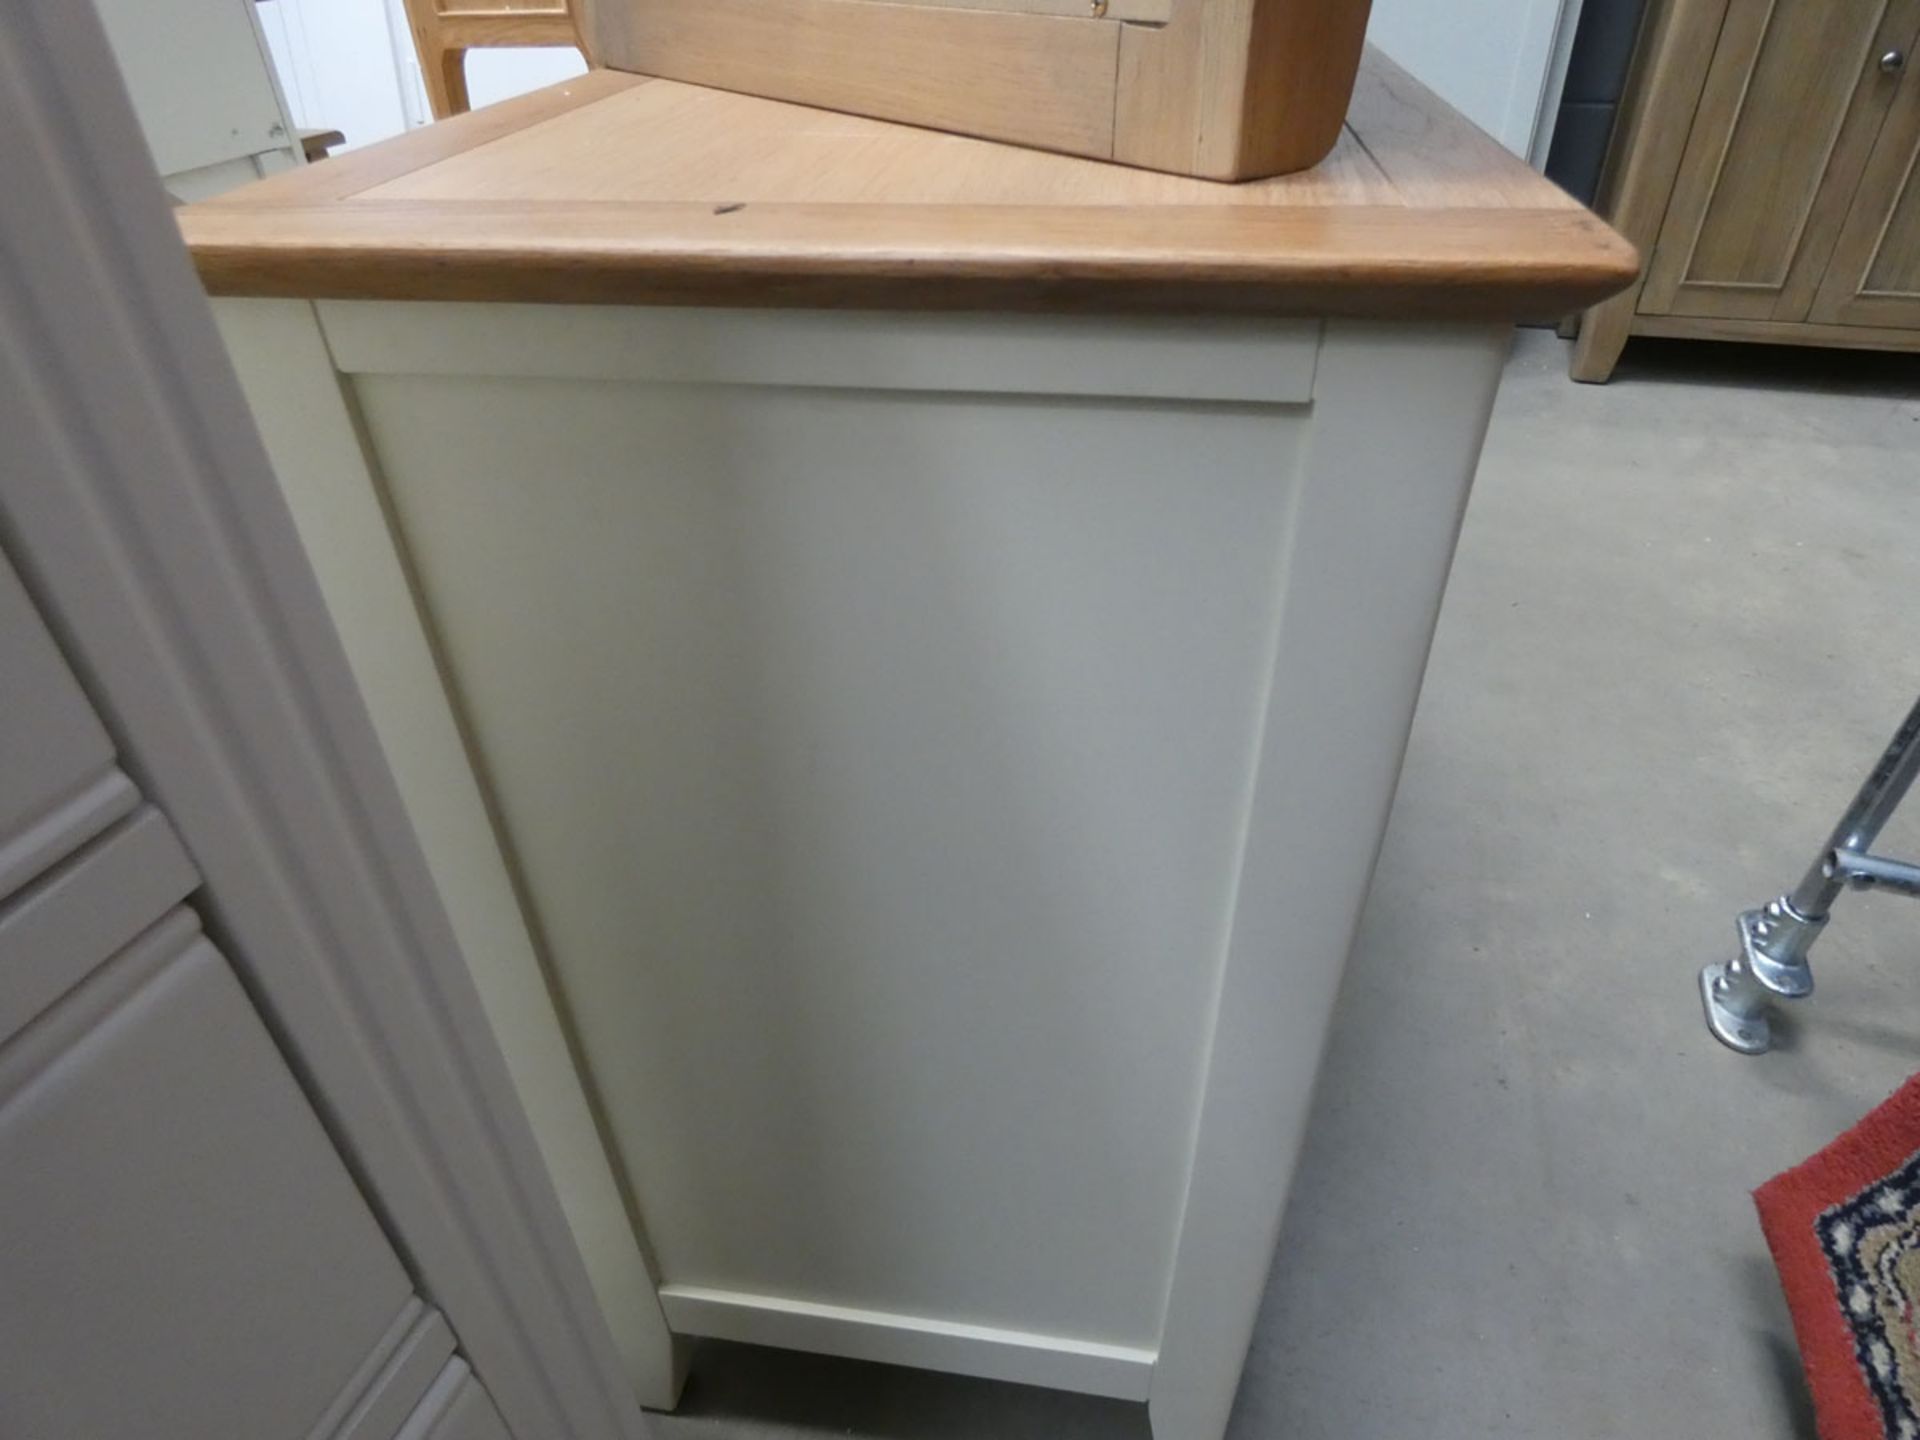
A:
254 0 585 150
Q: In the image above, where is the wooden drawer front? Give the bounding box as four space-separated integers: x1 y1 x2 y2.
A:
0 910 421 1440
1641 0 1920 322
0 543 136 901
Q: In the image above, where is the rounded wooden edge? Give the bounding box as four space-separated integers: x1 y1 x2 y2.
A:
180 204 1642 323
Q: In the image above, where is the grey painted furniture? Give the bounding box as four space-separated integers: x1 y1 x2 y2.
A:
0 2 652 1436
0 541 507 1440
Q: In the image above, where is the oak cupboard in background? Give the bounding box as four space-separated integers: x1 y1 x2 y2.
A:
1574 0 1920 380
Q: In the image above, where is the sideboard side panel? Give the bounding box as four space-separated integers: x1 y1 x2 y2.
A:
1148 321 1510 1440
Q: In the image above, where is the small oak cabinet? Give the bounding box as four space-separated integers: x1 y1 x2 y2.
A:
1574 0 1920 380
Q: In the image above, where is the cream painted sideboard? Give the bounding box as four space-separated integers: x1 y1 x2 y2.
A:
183 54 1633 1440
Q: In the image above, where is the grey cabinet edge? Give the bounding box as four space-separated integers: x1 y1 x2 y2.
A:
315 1300 460 1440
397 1360 514 1440
0 805 199 1045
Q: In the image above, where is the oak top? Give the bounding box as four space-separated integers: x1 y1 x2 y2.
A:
180 50 1637 319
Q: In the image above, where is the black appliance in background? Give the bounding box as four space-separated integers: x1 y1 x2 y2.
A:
1544 0 1653 206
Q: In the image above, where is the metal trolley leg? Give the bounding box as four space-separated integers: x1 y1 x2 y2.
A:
1702 692 1920 1055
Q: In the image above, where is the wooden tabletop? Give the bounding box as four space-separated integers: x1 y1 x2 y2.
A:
180 51 1637 320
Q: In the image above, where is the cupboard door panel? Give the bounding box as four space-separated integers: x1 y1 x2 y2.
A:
1862 162 1920 296
320 1303 461 1440
395 1361 513 1440
0 910 418 1440
0 544 136 900
1811 54 1920 327
0 806 197 1046
1641 0 1920 320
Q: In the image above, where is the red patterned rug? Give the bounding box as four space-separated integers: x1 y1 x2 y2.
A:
1758 1074 1920 1440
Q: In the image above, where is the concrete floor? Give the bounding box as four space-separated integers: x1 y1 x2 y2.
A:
648 329 1920 1440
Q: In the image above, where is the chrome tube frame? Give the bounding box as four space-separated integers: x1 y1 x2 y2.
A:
1701 692 1920 1054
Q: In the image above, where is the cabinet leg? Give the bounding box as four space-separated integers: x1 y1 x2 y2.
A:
1149 1391 1229 1440
1569 297 1632 383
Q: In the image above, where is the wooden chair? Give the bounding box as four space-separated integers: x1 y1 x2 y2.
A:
401 0 585 119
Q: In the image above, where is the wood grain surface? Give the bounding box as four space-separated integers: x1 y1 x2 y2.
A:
574 0 1366 178
354 76 1401 206
1636 0 1920 323
588 0 1121 157
1114 0 1374 177
181 50 1638 320
1810 40 1920 330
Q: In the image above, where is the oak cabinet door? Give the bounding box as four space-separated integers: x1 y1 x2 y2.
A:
1809 47 1920 328
1640 0 1920 321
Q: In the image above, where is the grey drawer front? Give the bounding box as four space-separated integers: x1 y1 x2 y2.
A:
0 805 198 1046
0 543 136 899
316 1300 461 1440
395 1361 513 1440
0 909 420 1440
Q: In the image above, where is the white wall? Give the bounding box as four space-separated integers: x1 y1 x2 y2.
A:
254 0 583 152
464 47 589 112
255 0 413 148
1364 0 1584 160
94 0 303 198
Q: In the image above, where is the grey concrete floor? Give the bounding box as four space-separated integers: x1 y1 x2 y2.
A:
647 330 1920 1439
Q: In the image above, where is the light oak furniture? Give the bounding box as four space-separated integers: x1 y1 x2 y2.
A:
403 0 584 119
1572 0 1920 381
180 52 1631 1440
572 0 1373 178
